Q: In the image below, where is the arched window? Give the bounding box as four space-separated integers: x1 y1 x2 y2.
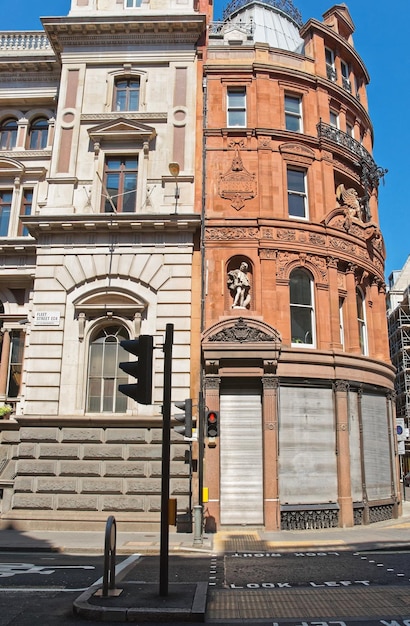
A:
113 78 140 112
356 287 368 355
0 119 18 150
290 268 315 346
86 325 129 413
28 118 48 150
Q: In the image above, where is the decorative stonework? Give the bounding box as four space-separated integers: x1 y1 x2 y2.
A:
277 229 296 241
218 143 257 210
260 249 277 260
309 233 326 246
205 227 259 240
209 317 275 343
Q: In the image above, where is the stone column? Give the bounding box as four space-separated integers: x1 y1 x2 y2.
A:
262 376 280 530
204 373 221 531
335 380 354 527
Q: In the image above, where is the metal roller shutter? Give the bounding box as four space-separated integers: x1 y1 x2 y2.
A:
279 386 337 505
220 389 263 525
361 393 391 500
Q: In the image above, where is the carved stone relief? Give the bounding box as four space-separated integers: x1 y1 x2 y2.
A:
218 142 257 210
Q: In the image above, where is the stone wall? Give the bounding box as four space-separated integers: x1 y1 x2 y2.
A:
0 423 190 531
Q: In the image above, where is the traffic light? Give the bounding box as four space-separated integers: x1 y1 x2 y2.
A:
118 335 153 405
206 410 219 438
173 398 193 438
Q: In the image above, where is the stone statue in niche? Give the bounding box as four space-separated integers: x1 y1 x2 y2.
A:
336 184 365 231
227 262 251 309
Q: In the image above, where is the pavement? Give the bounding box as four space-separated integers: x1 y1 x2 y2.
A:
1 503 410 622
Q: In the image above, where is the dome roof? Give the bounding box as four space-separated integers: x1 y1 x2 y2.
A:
221 0 304 52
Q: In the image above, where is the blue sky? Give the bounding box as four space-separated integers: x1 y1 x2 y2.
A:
2 0 408 280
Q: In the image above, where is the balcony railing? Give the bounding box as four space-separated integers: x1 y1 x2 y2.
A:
317 121 387 191
0 31 51 51
223 0 303 26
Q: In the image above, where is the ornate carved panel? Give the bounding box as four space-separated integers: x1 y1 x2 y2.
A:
218 143 257 211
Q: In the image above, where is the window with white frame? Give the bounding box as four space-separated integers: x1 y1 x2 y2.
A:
113 78 140 112
28 118 48 150
0 190 12 236
341 60 351 92
124 0 142 7
346 119 354 138
87 325 129 413
330 109 339 128
287 168 308 219
19 189 33 236
102 156 138 213
7 330 24 398
339 297 345 348
285 94 302 132
356 287 368 355
290 268 315 347
227 87 246 127
0 119 18 150
325 48 337 82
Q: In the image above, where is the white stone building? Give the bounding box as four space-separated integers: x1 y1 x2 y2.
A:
0 0 205 530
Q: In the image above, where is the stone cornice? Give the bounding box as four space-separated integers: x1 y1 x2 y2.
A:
81 112 167 123
21 213 201 237
42 15 206 56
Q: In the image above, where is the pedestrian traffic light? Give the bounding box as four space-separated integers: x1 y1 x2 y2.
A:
118 335 153 405
173 398 193 438
206 410 218 438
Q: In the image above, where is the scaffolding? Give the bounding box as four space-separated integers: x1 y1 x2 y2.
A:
388 287 410 422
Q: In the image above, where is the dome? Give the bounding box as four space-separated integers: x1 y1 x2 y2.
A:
220 0 304 52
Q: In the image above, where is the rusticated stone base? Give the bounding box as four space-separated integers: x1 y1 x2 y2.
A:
0 421 191 531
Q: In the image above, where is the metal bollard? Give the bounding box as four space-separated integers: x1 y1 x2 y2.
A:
102 515 117 597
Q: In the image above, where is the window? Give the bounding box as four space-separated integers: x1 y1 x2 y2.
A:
290 269 315 347
19 189 33 236
341 60 351 92
346 120 354 138
325 48 337 81
125 0 142 6
102 156 138 213
287 168 307 219
0 190 12 236
227 88 246 127
113 78 140 112
356 288 368 355
87 326 129 413
285 95 302 132
28 118 48 150
339 297 345 348
0 119 18 150
329 109 339 128
7 330 24 398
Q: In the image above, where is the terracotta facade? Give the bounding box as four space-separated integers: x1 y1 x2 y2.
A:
201 1 399 530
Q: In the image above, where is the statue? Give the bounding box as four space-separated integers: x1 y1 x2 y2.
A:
336 183 364 231
227 262 251 309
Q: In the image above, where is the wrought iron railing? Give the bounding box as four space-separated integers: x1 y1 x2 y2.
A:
223 0 303 26
209 19 254 37
0 32 51 51
317 121 387 191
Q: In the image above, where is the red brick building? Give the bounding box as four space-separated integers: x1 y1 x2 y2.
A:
201 0 398 530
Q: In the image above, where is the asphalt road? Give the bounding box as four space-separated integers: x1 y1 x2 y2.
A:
1 549 410 625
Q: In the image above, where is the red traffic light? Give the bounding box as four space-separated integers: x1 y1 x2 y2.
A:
206 410 218 437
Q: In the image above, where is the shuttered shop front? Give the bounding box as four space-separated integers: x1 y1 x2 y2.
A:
220 389 263 525
279 385 337 505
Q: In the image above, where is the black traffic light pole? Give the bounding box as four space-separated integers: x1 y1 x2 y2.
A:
159 323 173 597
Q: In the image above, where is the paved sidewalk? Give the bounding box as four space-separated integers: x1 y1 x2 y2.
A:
1 503 410 622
